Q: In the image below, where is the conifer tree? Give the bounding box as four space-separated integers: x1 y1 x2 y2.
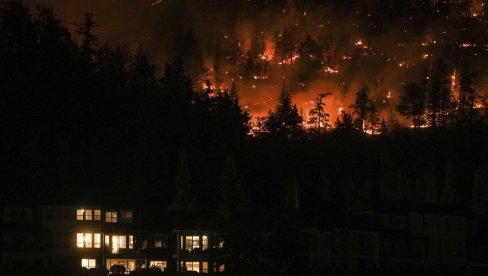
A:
397 82 426 128
265 83 303 137
75 12 98 56
350 87 373 132
307 92 332 134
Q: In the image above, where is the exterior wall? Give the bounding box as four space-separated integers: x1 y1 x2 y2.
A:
0 207 47 269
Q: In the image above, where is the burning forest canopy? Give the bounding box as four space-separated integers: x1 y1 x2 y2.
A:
22 0 488 125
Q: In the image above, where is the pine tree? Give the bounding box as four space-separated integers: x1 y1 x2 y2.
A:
160 58 194 106
397 82 426 128
75 12 99 56
350 87 373 132
426 58 451 127
458 64 479 125
169 151 197 211
307 92 332 134
380 117 388 134
335 110 355 133
265 83 303 137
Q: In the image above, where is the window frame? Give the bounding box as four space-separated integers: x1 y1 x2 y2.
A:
81 258 96 269
105 211 118 223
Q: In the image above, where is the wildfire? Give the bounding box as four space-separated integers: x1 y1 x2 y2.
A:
151 0 163 6
451 69 458 98
253 75 269 80
278 54 300 65
410 124 429 129
460 43 476 48
323 67 339 74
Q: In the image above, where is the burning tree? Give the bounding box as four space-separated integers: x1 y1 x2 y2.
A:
307 92 332 134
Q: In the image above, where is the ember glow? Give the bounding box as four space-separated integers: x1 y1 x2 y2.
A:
32 0 488 129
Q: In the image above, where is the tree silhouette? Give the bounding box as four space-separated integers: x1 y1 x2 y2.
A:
397 82 426 128
169 151 197 211
335 110 355 133
349 87 373 132
426 58 451 127
458 64 479 125
307 92 332 134
265 83 303 138
75 12 98 56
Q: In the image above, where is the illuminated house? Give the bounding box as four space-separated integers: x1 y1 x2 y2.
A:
9 206 170 272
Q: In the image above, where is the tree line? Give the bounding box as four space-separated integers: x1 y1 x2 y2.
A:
1 1 488 223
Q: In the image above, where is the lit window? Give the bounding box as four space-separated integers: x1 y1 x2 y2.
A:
76 233 101 248
202 262 208 273
218 264 225 272
218 241 224 248
155 240 162 248
106 259 136 272
77 209 84 220
94 233 101 248
77 233 84 248
184 236 200 251
119 236 126 249
183 262 200 273
129 235 133 249
105 235 110 247
81 258 96 269
85 233 93 248
94 210 101 221
85 209 92 220
111 235 127 253
202 236 208 250
183 236 204 251
150 261 167 270
193 236 199 249
106 211 117 223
